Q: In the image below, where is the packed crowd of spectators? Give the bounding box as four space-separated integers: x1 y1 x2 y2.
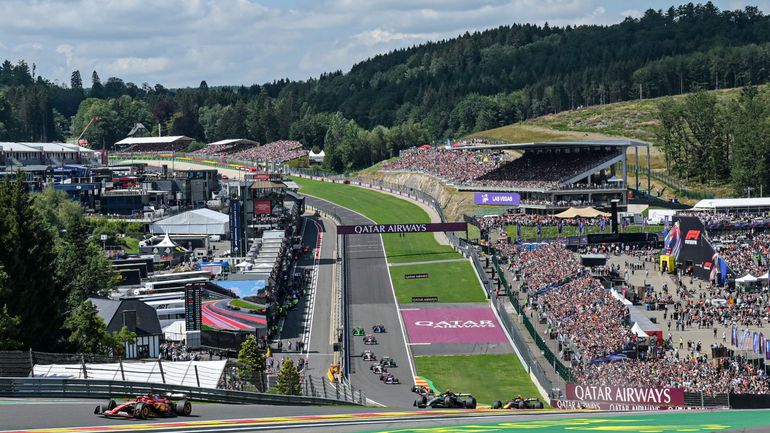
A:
471 150 619 191
193 141 257 156
574 356 770 394
712 232 770 277
381 147 501 184
539 275 631 361
158 342 200 361
476 213 609 233
191 140 308 163
670 294 770 329
229 140 307 163
507 243 582 290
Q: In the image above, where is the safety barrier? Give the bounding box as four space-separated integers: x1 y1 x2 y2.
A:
0 377 363 406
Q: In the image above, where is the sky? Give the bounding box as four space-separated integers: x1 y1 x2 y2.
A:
0 0 768 88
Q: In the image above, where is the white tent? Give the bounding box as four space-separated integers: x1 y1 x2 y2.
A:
33 360 226 389
309 149 325 162
758 272 769 280
736 274 758 284
162 320 186 341
631 322 649 338
151 208 229 235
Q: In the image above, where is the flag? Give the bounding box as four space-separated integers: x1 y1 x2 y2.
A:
643 216 648 226
516 223 521 237
761 333 765 355
600 218 606 232
754 332 760 354
765 338 770 361
732 326 738 346
536 223 542 235
664 215 670 228
557 220 563 234
579 220 585 234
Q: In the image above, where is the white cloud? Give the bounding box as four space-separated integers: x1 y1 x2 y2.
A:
620 9 643 19
55 44 74 67
107 57 170 75
0 1 765 87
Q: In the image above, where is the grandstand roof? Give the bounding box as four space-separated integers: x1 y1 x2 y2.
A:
208 139 259 146
692 197 770 210
21 142 82 152
0 142 42 152
115 136 192 146
453 139 649 151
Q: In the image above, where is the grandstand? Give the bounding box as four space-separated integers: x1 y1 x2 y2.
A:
194 139 260 156
116 136 193 152
382 140 651 210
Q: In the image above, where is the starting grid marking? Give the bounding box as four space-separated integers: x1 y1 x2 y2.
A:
0 410 573 433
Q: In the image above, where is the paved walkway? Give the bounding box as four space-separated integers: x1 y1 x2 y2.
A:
388 258 469 267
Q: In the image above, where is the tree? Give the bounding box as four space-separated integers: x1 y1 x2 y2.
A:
0 269 22 350
90 71 103 98
0 176 63 349
64 300 112 354
275 358 301 395
237 335 265 391
110 325 137 358
70 70 83 91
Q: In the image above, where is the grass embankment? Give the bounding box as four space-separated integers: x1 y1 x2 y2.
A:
505 224 665 240
229 299 265 309
414 354 545 406
390 262 486 304
293 177 458 264
294 177 485 303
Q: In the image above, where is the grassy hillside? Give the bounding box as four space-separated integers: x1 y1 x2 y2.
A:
468 88 744 202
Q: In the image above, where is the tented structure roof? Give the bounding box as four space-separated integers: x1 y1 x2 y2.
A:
151 208 229 235
555 207 610 218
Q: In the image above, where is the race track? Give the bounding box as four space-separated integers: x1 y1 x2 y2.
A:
305 196 415 407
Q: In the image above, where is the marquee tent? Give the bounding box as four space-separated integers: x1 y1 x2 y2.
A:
151 208 229 235
736 274 758 284
554 207 610 219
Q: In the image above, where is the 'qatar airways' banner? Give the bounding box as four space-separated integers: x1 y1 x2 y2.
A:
551 399 694 411
566 384 685 406
337 222 466 235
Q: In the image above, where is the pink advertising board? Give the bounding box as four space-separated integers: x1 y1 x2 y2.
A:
401 307 508 344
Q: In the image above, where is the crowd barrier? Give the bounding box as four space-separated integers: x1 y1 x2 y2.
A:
0 377 363 406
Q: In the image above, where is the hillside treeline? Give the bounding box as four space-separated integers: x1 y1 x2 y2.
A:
657 85 770 195
2 3 770 172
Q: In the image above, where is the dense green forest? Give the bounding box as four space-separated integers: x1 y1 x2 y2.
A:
657 85 770 195
2 2 770 173
0 180 144 352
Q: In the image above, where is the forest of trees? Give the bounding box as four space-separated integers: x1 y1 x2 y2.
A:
2 2 770 173
0 180 139 352
657 85 770 195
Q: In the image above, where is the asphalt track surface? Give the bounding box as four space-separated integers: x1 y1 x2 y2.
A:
275 215 335 381
304 196 415 408
5 400 769 433
202 300 267 331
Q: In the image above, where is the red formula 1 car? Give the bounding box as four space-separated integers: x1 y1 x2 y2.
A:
94 394 192 419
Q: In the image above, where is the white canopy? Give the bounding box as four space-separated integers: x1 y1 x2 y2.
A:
736 274 758 284
162 320 186 342
33 359 226 389
758 273 769 280
631 322 649 338
151 208 229 235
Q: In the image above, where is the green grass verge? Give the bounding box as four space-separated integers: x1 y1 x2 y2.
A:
229 299 265 309
505 224 664 240
293 177 459 263
414 354 546 406
390 261 486 304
